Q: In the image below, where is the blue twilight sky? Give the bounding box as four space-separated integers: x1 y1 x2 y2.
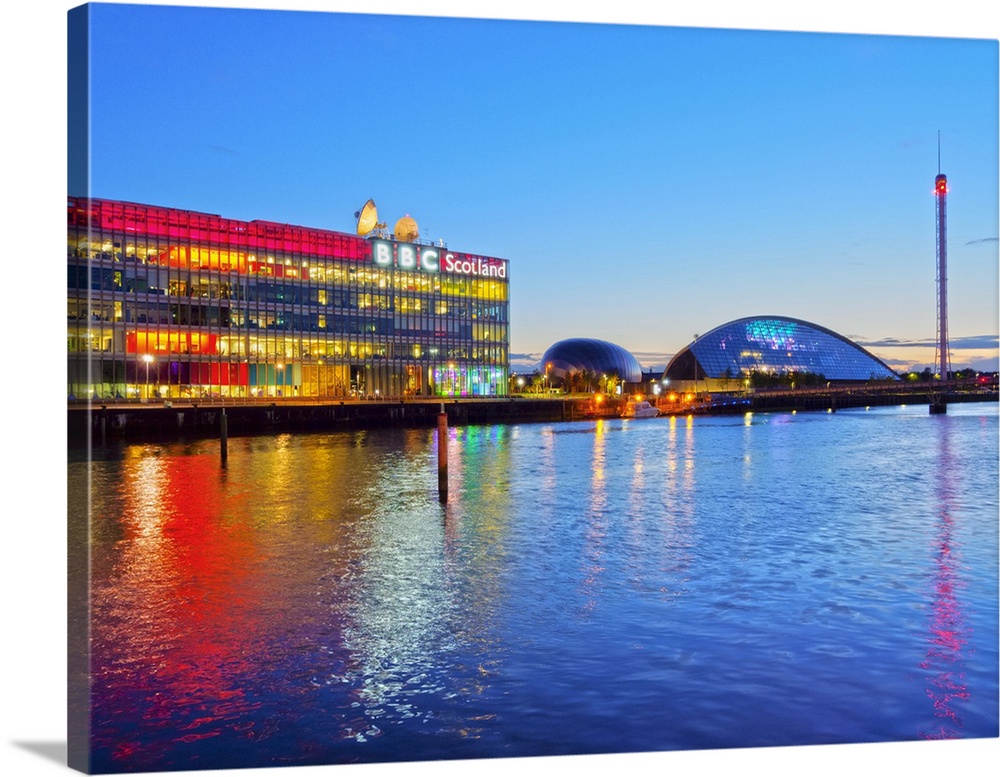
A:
74 2 999 374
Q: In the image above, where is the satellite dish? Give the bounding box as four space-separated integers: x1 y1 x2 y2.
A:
354 199 386 237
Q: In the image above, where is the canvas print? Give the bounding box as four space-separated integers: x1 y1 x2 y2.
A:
66 2 999 775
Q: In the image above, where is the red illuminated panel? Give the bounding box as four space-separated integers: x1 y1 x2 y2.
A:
69 197 371 262
191 362 249 386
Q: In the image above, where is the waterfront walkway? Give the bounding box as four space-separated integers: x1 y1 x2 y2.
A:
68 380 997 443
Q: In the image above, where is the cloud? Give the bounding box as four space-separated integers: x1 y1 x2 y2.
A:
895 355 1000 373
852 336 931 348
509 353 544 373
858 333 1000 374
966 237 999 246
855 334 999 350
207 144 240 156
630 351 675 372
952 334 1000 350
967 354 1000 371
897 136 927 150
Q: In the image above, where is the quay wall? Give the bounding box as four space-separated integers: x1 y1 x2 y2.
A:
69 388 998 444
734 388 997 415
69 398 589 443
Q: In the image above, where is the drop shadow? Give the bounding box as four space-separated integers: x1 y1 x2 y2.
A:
11 740 67 766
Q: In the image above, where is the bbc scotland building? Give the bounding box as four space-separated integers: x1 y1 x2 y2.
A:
68 197 510 401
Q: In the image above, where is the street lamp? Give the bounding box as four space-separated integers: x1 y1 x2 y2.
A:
141 354 154 402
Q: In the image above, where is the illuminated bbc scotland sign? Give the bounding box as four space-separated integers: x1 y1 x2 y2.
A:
372 239 507 279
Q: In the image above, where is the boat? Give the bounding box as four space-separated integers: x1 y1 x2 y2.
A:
621 399 660 418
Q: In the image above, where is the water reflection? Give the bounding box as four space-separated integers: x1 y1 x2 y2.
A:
90 449 268 769
87 429 529 768
579 420 609 616
920 417 971 739
668 415 697 526
340 447 449 738
324 426 518 743
73 405 998 771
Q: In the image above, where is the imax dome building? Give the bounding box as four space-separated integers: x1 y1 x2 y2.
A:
663 316 899 385
541 338 643 384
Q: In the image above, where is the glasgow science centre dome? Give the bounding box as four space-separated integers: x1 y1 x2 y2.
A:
663 316 899 383
541 338 644 384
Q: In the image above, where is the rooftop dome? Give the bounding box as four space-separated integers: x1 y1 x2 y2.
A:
393 215 419 242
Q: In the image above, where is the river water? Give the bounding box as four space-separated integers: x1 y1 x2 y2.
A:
69 403 999 773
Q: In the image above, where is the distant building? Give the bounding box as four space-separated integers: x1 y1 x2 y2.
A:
67 197 510 401
540 338 643 385
663 316 899 390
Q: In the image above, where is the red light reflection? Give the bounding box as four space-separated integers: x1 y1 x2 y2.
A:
90 453 269 764
918 422 970 740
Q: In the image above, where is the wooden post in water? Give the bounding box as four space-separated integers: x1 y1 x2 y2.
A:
220 408 228 464
437 404 448 502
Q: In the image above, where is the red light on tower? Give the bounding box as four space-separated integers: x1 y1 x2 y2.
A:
935 174 948 195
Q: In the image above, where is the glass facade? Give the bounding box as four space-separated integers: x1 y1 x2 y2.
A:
68 198 510 401
541 338 643 383
663 317 899 382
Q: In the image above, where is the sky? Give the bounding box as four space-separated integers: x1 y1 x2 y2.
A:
3 5 999 777
65 0 999 376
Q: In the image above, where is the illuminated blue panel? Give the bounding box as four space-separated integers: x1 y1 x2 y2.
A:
664 317 898 382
